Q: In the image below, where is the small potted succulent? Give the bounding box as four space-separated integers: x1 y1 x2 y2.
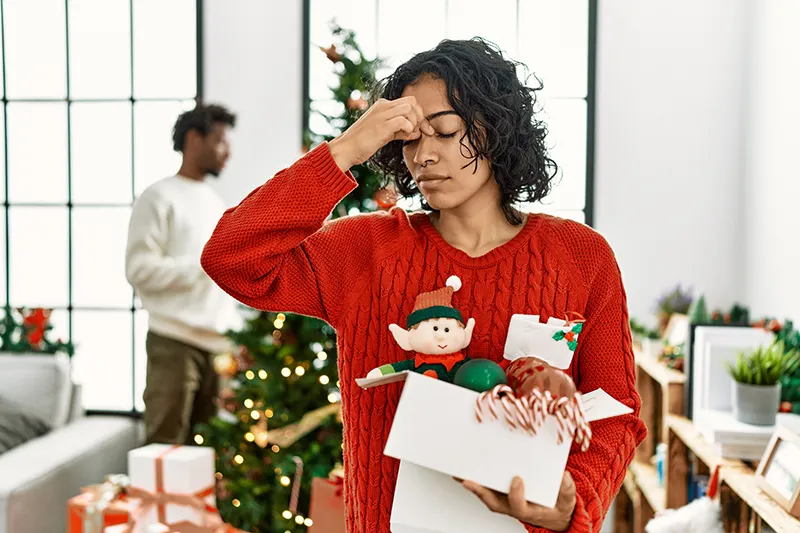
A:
726 340 800 425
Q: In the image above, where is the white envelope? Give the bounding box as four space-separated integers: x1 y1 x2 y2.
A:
503 314 582 369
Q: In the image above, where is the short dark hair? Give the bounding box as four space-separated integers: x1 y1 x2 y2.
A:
370 38 559 225
172 103 237 152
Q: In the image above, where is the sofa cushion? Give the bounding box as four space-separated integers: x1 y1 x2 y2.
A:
0 354 73 428
0 397 51 454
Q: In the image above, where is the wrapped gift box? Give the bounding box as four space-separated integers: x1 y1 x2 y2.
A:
127 444 216 530
67 491 129 533
307 476 345 533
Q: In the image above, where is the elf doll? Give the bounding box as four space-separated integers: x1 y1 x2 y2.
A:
366 275 475 381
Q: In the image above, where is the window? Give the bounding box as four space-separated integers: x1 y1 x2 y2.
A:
305 0 596 225
0 0 201 413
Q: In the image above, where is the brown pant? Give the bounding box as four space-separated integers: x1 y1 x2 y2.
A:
143 330 218 445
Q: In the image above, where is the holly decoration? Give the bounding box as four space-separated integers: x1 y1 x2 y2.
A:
553 323 583 351
453 359 507 392
0 306 74 357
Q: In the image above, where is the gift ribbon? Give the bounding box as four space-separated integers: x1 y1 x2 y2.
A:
80 474 130 533
564 312 586 326
326 474 344 498
122 445 235 533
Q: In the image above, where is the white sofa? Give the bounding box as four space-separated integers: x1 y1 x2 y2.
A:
0 354 142 533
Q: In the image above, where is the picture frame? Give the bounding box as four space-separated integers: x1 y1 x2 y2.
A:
755 426 800 518
683 322 774 419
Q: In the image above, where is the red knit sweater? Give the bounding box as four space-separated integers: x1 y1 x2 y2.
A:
201 143 647 533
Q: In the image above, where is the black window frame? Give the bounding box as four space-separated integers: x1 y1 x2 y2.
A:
0 0 204 417
302 0 597 226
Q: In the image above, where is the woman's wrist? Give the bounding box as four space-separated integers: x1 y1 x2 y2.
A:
328 137 354 173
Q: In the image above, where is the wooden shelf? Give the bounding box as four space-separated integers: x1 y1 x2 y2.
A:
635 350 686 387
615 345 800 533
666 414 746 471
629 460 665 514
720 467 800 533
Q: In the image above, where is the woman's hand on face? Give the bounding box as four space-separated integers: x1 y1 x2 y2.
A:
328 96 435 172
461 471 577 531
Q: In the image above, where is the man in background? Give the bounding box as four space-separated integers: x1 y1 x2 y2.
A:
125 103 242 444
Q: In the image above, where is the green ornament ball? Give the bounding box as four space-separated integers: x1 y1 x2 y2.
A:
453 359 508 392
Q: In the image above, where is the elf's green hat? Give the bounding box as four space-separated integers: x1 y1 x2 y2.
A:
406 276 464 328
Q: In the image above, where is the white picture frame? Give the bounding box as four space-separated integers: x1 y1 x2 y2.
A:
691 326 775 415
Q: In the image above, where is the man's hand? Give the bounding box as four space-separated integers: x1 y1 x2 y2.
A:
461 471 576 531
328 96 435 172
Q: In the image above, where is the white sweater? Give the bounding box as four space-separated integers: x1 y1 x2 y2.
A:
125 175 242 354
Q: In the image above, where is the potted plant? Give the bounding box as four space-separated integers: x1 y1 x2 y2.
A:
726 340 800 425
654 284 693 336
630 318 661 358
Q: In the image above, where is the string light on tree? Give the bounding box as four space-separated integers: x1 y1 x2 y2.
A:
244 399 254 409
319 375 330 385
281 367 291 377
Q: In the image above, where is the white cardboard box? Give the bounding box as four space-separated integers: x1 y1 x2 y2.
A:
356 370 632 523
127 444 217 530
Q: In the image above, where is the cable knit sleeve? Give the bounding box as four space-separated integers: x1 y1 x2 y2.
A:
527 225 647 533
201 142 397 328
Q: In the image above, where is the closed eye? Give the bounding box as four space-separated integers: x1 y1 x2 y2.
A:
402 132 457 146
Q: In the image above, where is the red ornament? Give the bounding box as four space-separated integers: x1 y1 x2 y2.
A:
374 187 398 209
505 356 577 399
22 308 51 348
767 319 782 333
346 96 368 111
780 401 793 413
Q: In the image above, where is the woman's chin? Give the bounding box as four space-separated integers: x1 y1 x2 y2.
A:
423 194 459 212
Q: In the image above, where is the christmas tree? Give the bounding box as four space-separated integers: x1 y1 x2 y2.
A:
196 23 388 533
305 23 398 217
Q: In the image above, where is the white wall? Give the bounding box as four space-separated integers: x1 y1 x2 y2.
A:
202 0 305 207
742 1 800 324
594 0 751 324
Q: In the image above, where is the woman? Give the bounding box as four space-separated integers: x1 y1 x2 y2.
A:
202 38 646 533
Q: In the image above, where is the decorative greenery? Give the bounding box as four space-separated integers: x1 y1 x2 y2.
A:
773 320 800 412
726 341 800 386
630 318 659 340
658 343 685 372
197 23 383 533
0 307 75 357
709 303 750 325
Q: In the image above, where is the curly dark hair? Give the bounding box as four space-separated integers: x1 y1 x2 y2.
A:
172 103 237 152
370 38 559 225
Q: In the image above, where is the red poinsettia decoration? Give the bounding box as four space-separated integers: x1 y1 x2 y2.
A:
22 308 51 348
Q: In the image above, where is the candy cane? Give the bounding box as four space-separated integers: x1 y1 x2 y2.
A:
288 456 303 515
